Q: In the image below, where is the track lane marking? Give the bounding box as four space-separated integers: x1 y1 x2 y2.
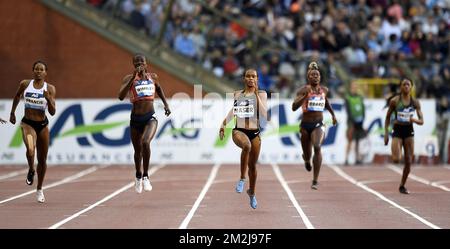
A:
0 165 108 204
49 164 165 229
271 163 314 229
179 163 220 229
330 165 440 229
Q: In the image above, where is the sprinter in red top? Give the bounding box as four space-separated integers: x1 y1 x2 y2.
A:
118 54 171 194
292 62 337 190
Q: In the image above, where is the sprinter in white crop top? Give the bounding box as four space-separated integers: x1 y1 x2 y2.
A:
9 60 56 203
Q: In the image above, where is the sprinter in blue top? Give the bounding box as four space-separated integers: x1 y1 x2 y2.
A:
9 61 56 203
384 78 423 194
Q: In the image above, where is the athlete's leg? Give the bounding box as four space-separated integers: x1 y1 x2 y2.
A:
130 127 144 178
300 128 312 171
401 137 414 188
35 127 49 190
391 137 402 163
232 130 252 180
141 120 158 176
21 123 37 184
247 136 261 195
311 126 325 183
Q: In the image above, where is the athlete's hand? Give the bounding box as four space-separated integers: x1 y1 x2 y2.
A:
164 106 171 116
332 115 337 126
219 127 224 140
134 65 145 75
9 113 16 124
43 90 50 100
384 132 389 146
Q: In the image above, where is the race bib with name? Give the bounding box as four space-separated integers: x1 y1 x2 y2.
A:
307 96 325 112
234 98 255 118
135 80 155 97
397 111 413 123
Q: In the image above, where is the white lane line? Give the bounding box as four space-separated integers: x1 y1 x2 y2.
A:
179 163 221 229
0 169 29 181
359 179 396 185
386 164 450 192
329 165 440 229
0 165 58 181
49 164 165 229
271 164 314 229
0 165 109 204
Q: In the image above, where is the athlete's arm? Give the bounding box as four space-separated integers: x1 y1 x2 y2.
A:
292 85 310 111
411 99 423 125
255 90 268 120
219 91 238 140
9 80 29 124
384 98 396 145
44 84 56 116
152 73 171 116
118 74 135 101
324 87 337 125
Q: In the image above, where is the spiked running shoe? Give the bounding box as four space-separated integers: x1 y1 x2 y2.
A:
235 179 245 193
36 189 45 203
246 189 257 209
135 177 143 194
26 169 35 186
399 186 409 194
142 176 152 192
311 180 319 190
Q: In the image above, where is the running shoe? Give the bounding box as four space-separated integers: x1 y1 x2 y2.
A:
302 154 312 172
36 189 45 203
235 179 245 193
246 189 257 209
26 169 35 186
399 186 409 194
135 177 143 194
311 180 319 190
142 176 152 192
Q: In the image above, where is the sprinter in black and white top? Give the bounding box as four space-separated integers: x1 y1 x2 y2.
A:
219 69 267 209
384 78 423 194
9 61 56 203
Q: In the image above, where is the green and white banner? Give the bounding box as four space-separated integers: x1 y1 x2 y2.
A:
0 99 437 165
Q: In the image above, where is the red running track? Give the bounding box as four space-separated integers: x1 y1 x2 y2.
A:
0 164 449 229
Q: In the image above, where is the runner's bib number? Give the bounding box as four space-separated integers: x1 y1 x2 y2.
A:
234 105 255 118
307 97 325 112
135 81 155 97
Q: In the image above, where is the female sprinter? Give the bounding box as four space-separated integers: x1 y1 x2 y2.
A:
10 60 56 203
292 62 337 190
219 69 267 209
384 78 423 194
118 54 171 193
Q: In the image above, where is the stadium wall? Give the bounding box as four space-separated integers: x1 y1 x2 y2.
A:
0 0 195 99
